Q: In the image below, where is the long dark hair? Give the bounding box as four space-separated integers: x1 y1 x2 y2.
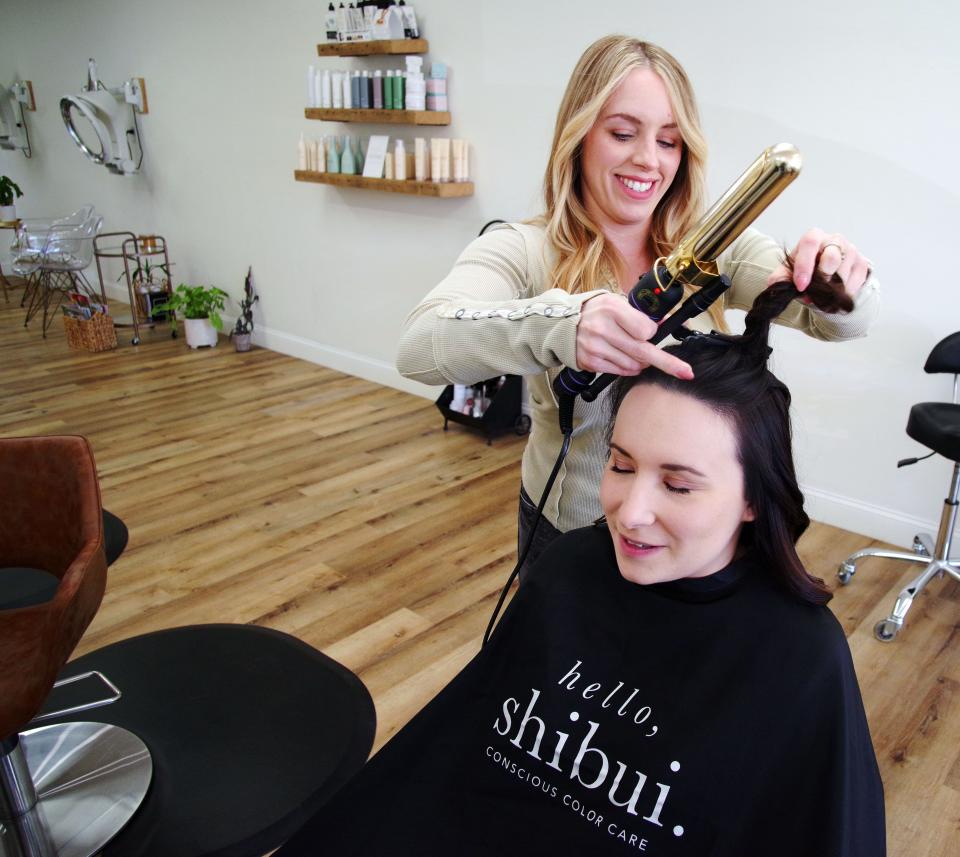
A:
608 266 853 605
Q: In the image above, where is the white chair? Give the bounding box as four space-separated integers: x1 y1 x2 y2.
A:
23 213 104 337
12 206 95 316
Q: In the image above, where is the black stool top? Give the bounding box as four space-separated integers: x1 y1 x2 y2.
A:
0 567 60 609
925 331 960 374
47 624 376 857
907 402 960 462
102 509 129 567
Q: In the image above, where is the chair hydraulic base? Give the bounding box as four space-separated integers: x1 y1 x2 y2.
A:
838 461 960 642
0 722 152 857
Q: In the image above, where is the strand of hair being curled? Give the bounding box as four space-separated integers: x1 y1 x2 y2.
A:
609 263 853 605
734 255 854 357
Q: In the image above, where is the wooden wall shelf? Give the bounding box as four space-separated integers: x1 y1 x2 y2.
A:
294 170 473 198
305 107 450 126
317 39 428 57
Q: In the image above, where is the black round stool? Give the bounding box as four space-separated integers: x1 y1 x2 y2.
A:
43 624 376 857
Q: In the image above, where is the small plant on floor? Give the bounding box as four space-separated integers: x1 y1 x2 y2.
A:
231 267 259 337
153 283 229 332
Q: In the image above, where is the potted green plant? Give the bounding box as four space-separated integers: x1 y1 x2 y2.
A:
153 283 229 349
230 267 259 352
0 176 23 222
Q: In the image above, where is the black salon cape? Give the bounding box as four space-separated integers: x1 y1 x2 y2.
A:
277 526 885 856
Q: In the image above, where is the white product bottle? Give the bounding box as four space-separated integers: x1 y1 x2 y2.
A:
321 69 333 108
298 133 307 170
342 70 352 108
398 1 419 38
394 139 407 180
326 3 338 41
332 71 343 108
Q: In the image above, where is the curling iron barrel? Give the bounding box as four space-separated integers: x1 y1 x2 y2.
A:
660 142 802 288
556 143 802 409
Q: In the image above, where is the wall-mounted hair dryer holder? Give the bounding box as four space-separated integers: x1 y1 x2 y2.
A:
0 80 36 157
60 59 148 176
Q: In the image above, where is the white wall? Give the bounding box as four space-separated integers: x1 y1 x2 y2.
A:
2 0 957 547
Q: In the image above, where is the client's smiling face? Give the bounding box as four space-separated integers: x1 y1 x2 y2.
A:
600 384 755 585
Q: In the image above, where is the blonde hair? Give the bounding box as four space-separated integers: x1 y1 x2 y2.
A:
540 35 726 329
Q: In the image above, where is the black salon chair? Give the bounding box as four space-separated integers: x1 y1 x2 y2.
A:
1 437 377 856
838 331 960 641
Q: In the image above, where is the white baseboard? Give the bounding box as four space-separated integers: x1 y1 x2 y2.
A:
103 297 947 548
800 484 943 548
252 324 437 400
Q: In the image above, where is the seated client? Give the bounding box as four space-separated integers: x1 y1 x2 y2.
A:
278 275 885 856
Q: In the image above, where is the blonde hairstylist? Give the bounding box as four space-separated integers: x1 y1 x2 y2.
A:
397 35 879 573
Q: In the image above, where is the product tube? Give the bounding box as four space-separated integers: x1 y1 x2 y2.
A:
321 69 333 108
398 0 419 38
414 137 426 181
373 70 383 109
343 71 352 108
327 135 341 173
450 139 462 181
332 72 343 108
326 3 338 41
355 136 365 172
385 70 395 110
396 71 405 109
430 138 440 184
394 139 407 180
363 3 377 37
385 151 395 180
316 137 326 173
442 137 451 182
360 71 370 109
341 135 356 174
351 71 361 108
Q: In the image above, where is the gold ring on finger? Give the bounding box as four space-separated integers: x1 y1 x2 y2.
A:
822 241 846 262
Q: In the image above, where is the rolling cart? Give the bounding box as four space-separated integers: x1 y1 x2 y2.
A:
94 232 176 345
435 375 531 445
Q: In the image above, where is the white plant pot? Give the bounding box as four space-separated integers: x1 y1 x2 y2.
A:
183 317 219 349
0 204 16 222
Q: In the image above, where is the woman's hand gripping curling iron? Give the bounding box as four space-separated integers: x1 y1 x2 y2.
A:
575 293 695 380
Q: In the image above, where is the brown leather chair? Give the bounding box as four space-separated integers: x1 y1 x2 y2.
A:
0 435 150 857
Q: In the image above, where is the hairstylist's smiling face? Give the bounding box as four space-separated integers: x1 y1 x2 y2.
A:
600 385 754 585
580 67 683 234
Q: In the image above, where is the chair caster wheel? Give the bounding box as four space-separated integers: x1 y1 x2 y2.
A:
514 414 531 436
912 537 927 556
837 562 855 585
131 337 140 346
874 619 900 642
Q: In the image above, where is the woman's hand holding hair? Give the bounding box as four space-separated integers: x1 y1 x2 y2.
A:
575 293 694 380
765 228 872 304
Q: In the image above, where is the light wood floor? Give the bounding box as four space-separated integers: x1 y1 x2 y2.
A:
2 286 958 854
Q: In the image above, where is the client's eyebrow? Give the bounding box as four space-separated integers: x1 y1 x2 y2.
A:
609 443 707 478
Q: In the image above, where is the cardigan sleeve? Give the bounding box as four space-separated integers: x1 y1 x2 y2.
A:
396 225 606 386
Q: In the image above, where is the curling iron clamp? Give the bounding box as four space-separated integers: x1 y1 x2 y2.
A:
555 143 804 412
